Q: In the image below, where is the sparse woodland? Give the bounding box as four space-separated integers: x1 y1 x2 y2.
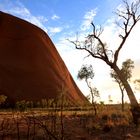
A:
69 0 140 127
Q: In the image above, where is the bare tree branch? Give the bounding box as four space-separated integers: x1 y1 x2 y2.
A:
69 0 140 116
114 0 140 64
69 1 140 68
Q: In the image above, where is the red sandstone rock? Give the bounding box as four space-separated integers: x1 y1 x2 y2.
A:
0 11 87 105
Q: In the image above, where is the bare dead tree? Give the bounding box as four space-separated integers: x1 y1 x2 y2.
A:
69 0 140 124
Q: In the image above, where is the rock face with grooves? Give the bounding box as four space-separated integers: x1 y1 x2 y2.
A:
0 11 88 106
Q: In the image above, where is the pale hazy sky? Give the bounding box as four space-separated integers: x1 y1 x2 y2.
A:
0 0 140 103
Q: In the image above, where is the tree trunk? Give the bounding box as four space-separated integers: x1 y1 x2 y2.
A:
120 86 124 112
85 79 97 115
112 64 140 126
118 83 125 111
112 64 138 108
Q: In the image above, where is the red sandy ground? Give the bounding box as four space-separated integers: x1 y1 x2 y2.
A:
0 112 140 140
63 116 140 140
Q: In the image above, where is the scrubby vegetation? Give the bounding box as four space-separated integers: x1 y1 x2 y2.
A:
0 103 139 140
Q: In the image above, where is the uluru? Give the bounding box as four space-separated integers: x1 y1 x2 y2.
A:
0 11 87 106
